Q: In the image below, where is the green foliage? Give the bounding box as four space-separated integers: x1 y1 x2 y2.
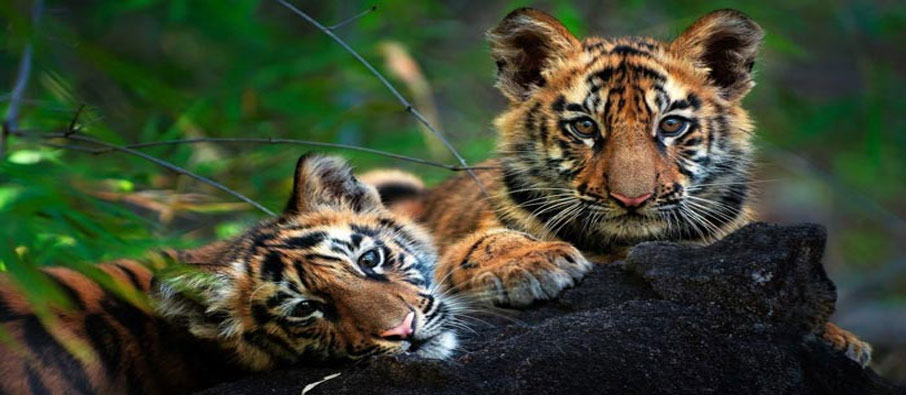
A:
0 0 904 311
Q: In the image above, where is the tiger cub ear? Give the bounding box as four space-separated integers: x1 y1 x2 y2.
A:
487 8 580 102
284 153 383 215
671 9 764 101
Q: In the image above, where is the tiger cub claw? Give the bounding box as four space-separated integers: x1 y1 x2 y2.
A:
440 230 591 307
822 322 872 367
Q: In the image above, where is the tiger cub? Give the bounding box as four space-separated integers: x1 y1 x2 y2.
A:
0 154 458 394
366 8 871 366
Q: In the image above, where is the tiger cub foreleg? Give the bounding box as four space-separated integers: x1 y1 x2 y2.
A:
436 229 591 307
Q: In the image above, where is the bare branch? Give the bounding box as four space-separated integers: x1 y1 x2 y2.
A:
328 6 377 30
8 129 497 171
37 141 101 153
86 137 497 171
10 129 276 216
2 0 45 159
65 104 86 136
272 0 490 197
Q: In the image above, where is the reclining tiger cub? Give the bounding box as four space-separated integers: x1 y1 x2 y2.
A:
0 154 459 394
364 8 872 366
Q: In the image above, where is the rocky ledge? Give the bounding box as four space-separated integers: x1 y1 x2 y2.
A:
196 223 903 395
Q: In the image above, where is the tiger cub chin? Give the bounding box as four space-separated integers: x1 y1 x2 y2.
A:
0 154 458 395
365 8 871 366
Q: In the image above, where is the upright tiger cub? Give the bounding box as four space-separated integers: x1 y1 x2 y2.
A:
0 154 458 394
366 8 871 366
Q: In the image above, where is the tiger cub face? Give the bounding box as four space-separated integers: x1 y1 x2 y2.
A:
157 154 458 370
488 9 763 250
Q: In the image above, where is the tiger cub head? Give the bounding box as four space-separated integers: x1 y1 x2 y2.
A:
155 154 458 370
488 8 764 250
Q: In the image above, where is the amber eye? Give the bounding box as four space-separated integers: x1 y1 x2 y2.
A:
358 249 383 269
567 117 599 139
291 301 319 318
658 116 689 137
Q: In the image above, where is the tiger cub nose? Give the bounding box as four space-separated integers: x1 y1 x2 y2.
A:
610 192 653 208
379 312 415 340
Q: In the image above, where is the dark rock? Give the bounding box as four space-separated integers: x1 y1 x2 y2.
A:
195 223 904 395
626 223 836 334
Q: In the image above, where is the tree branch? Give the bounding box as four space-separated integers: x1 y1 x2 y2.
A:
272 0 490 197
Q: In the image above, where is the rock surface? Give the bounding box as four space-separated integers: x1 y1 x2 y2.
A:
195 223 903 395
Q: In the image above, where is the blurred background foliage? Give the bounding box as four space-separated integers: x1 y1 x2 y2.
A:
1 0 904 381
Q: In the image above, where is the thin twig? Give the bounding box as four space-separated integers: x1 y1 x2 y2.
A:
8 130 497 170
328 6 376 30
66 104 86 136
2 0 45 159
272 0 490 197
36 141 100 153
86 137 497 171
67 135 276 216
10 129 276 216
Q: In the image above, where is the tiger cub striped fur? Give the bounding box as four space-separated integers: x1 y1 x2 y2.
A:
0 154 458 394
367 8 871 366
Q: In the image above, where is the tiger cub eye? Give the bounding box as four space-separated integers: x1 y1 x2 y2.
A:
568 117 599 138
658 116 689 137
358 249 382 268
291 301 318 318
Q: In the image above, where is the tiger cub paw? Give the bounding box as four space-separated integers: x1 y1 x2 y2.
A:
439 230 591 307
823 322 872 367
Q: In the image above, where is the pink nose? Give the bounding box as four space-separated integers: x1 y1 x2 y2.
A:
610 192 653 208
379 312 414 340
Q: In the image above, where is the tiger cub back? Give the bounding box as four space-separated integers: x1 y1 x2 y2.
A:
0 154 458 394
